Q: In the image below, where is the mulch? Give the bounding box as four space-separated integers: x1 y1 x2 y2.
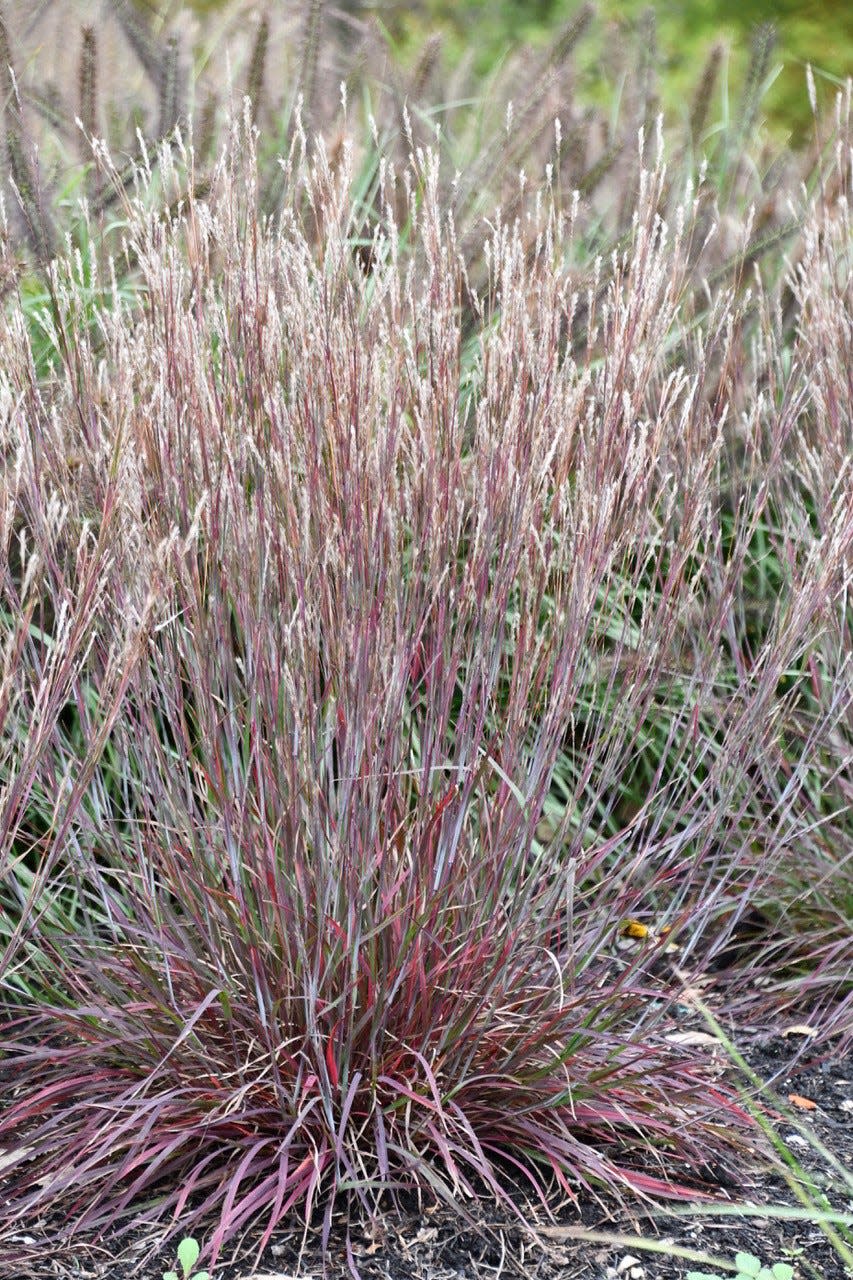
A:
4 1034 851 1280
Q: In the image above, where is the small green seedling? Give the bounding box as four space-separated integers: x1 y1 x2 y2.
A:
687 1252 794 1280
162 1236 210 1280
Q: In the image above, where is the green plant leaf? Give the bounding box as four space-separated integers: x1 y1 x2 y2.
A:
735 1255 762 1278
177 1238 201 1277
771 1267 794 1280
163 1272 179 1280
686 1273 724 1280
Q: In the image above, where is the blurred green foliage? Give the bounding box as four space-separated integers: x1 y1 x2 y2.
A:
174 0 851 138
605 0 853 139
400 0 852 137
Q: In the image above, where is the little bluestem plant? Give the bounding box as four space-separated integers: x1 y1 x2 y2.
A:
1 73 851 1276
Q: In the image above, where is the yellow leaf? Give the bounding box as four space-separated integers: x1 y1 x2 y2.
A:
619 919 650 940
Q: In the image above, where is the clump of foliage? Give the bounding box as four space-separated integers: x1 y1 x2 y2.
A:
0 3 851 1274
688 1251 794 1280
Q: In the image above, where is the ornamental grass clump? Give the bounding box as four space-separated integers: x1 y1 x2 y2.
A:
0 87 851 1271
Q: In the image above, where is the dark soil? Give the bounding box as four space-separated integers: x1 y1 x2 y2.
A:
5 1035 851 1280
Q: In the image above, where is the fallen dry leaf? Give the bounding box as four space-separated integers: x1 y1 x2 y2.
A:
0 1147 32 1175
787 1093 818 1111
664 1031 719 1047
241 1274 308 1279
